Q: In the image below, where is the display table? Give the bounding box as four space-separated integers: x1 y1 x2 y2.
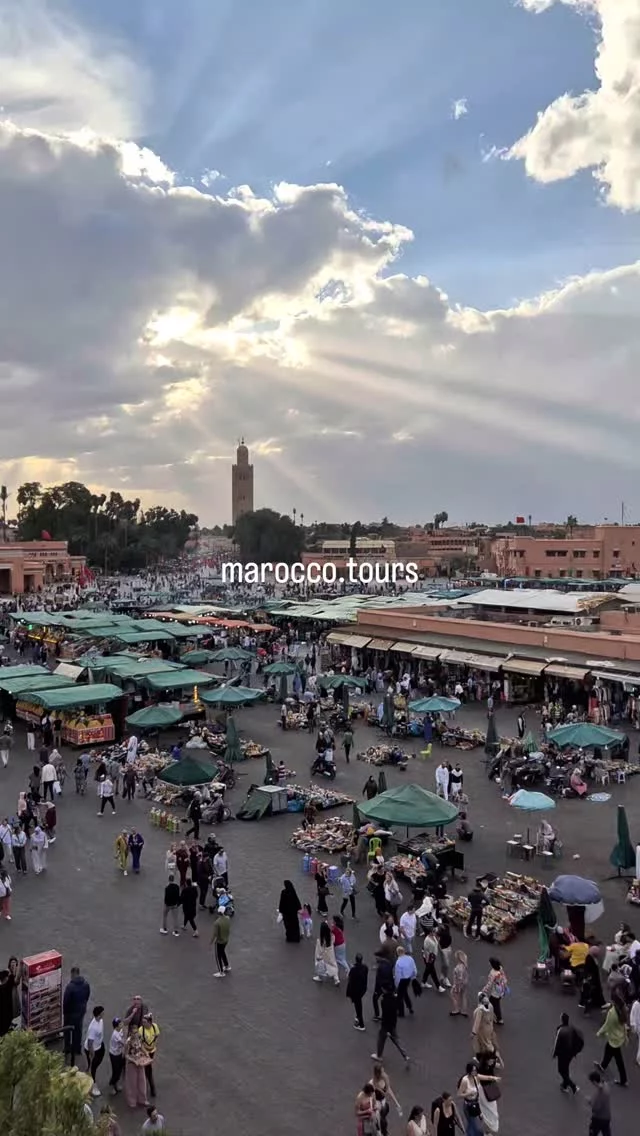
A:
390 838 465 880
444 871 543 942
357 744 410 768
290 816 354 854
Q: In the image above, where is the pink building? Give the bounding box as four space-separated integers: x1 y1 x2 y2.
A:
0 541 86 594
491 525 640 580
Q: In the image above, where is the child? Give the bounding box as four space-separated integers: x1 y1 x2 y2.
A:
165 844 177 877
299 903 313 939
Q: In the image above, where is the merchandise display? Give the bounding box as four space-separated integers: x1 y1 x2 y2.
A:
439 726 485 750
287 783 354 811
356 744 410 769
444 871 544 942
290 816 354 854
16 700 115 744
388 837 463 880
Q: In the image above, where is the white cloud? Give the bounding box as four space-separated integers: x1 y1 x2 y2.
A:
451 98 468 120
511 0 640 210
0 114 639 522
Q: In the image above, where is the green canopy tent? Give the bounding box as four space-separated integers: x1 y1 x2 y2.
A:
158 755 219 786
180 649 218 666
0 664 48 680
0 674 76 696
263 661 297 676
357 783 458 829
609 805 636 876
29 683 124 711
200 685 263 707
225 715 242 764
145 669 219 692
408 696 461 714
125 706 184 730
547 723 624 749
317 674 367 691
211 646 254 663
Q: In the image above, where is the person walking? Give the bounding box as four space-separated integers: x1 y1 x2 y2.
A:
63 967 91 1067
128 831 144 874
435 761 450 800
0 818 13 865
339 866 357 919
371 987 410 1063
139 1012 160 1099
211 905 232 977
346 953 368 1031
372 951 395 1021
587 1071 611 1136
422 928 445 993
0 868 12 920
213 847 229 889
458 1061 499 1136
141 1105 166 1133
399 903 417 954
115 831 129 877
30 825 48 874
180 876 199 937
384 872 402 922
437 918 453 986
108 1017 126 1095
185 794 202 840
449 950 469 1017
278 879 302 943
313 919 339 986
122 766 136 802
482 958 508 1025
331 914 350 976
40 757 57 801
0 729 12 769
465 884 487 941
472 995 497 1059
342 725 354 763
394 946 418 1018
552 1012 583 1094
97 776 116 815
315 865 330 916
160 874 181 936
196 855 212 910
84 1006 106 1097
596 998 629 1086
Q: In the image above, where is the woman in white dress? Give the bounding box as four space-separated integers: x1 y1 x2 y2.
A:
313 919 340 985
30 825 48 874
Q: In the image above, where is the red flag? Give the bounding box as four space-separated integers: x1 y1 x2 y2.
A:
515 516 525 525
41 530 52 540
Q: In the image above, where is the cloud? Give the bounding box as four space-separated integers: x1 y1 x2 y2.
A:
451 98 468 120
0 114 639 524
511 0 640 210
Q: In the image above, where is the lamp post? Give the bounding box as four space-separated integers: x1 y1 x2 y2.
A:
292 507 297 525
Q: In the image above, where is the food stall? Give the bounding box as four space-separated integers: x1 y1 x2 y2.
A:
22 682 124 745
444 871 544 942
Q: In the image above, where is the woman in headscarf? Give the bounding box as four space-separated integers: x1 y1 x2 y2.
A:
278 880 302 943
115 831 129 876
123 1028 150 1108
30 825 48 875
471 993 496 1057
313 919 340 985
579 946 606 1013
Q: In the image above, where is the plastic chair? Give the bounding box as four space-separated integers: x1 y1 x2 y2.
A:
617 769 626 784
419 744 433 761
367 837 382 863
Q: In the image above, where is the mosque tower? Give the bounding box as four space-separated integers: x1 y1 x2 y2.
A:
231 438 254 523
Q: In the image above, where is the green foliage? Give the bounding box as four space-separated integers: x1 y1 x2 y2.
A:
233 508 305 565
0 1030 99 1136
15 481 198 572
433 510 449 530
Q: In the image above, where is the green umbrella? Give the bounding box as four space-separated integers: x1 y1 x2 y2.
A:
225 715 242 764
125 705 184 729
610 805 636 874
548 723 624 749
159 755 218 786
180 649 217 665
200 685 262 706
211 646 254 662
537 914 551 963
382 693 395 731
378 770 387 794
318 674 367 690
522 730 538 754
357 783 458 828
264 661 297 676
408 696 461 714
484 713 499 756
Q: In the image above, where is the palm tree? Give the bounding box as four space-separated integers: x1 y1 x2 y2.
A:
0 486 7 542
566 514 578 535
433 510 449 530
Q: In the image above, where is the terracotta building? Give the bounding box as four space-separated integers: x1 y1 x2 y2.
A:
490 525 640 580
0 541 86 595
231 440 254 524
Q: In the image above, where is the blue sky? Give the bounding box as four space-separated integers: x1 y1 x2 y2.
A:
75 0 638 307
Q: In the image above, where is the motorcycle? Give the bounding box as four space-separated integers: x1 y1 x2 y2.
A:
310 755 336 780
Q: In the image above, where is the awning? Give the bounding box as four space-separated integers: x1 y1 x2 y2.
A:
411 645 441 660
367 638 394 651
594 670 640 686
53 662 85 681
463 654 505 672
438 649 473 665
391 641 420 655
502 659 545 677
325 632 371 648
543 663 590 681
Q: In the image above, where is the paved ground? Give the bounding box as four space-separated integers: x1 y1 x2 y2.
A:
1 676 639 1136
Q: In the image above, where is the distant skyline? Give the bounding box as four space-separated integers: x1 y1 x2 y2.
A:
0 0 639 524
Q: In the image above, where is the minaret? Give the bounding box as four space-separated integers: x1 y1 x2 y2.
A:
231 438 254 524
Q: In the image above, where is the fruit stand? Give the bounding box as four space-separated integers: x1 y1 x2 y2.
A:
23 682 125 746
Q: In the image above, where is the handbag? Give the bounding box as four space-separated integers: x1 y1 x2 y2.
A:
482 1081 501 1103
411 977 423 998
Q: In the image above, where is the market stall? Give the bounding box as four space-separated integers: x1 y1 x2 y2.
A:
357 782 459 833
238 781 353 821
290 816 354 854
356 743 410 769
23 682 124 744
392 832 465 876
444 871 544 942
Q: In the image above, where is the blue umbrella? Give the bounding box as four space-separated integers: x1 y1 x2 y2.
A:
548 875 601 906
510 789 556 811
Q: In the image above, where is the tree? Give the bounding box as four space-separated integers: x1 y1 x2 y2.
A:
433 511 449 530
348 521 362 557
233 509 305 565
566 514 578 534
0 1029 101 1135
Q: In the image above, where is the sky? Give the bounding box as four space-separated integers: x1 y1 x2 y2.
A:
1 0 640 526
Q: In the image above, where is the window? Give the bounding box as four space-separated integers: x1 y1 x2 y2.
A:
572 550 586 558
593 570 601 579
576 570 583 578
534 570 541 578
559 570 566 578
613 549 620 558
593 551 600 558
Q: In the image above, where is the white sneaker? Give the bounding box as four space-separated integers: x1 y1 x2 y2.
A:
172 931 179 937
313 976 322 982
91 1085 101 1097
159 928 168 935
123 870 128 877
213 972 225 978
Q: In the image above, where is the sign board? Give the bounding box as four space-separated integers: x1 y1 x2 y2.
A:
21 950 63 1036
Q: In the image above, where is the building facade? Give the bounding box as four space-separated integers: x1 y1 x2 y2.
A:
491 525 640 580
231 440 254 524
0 541 86 594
